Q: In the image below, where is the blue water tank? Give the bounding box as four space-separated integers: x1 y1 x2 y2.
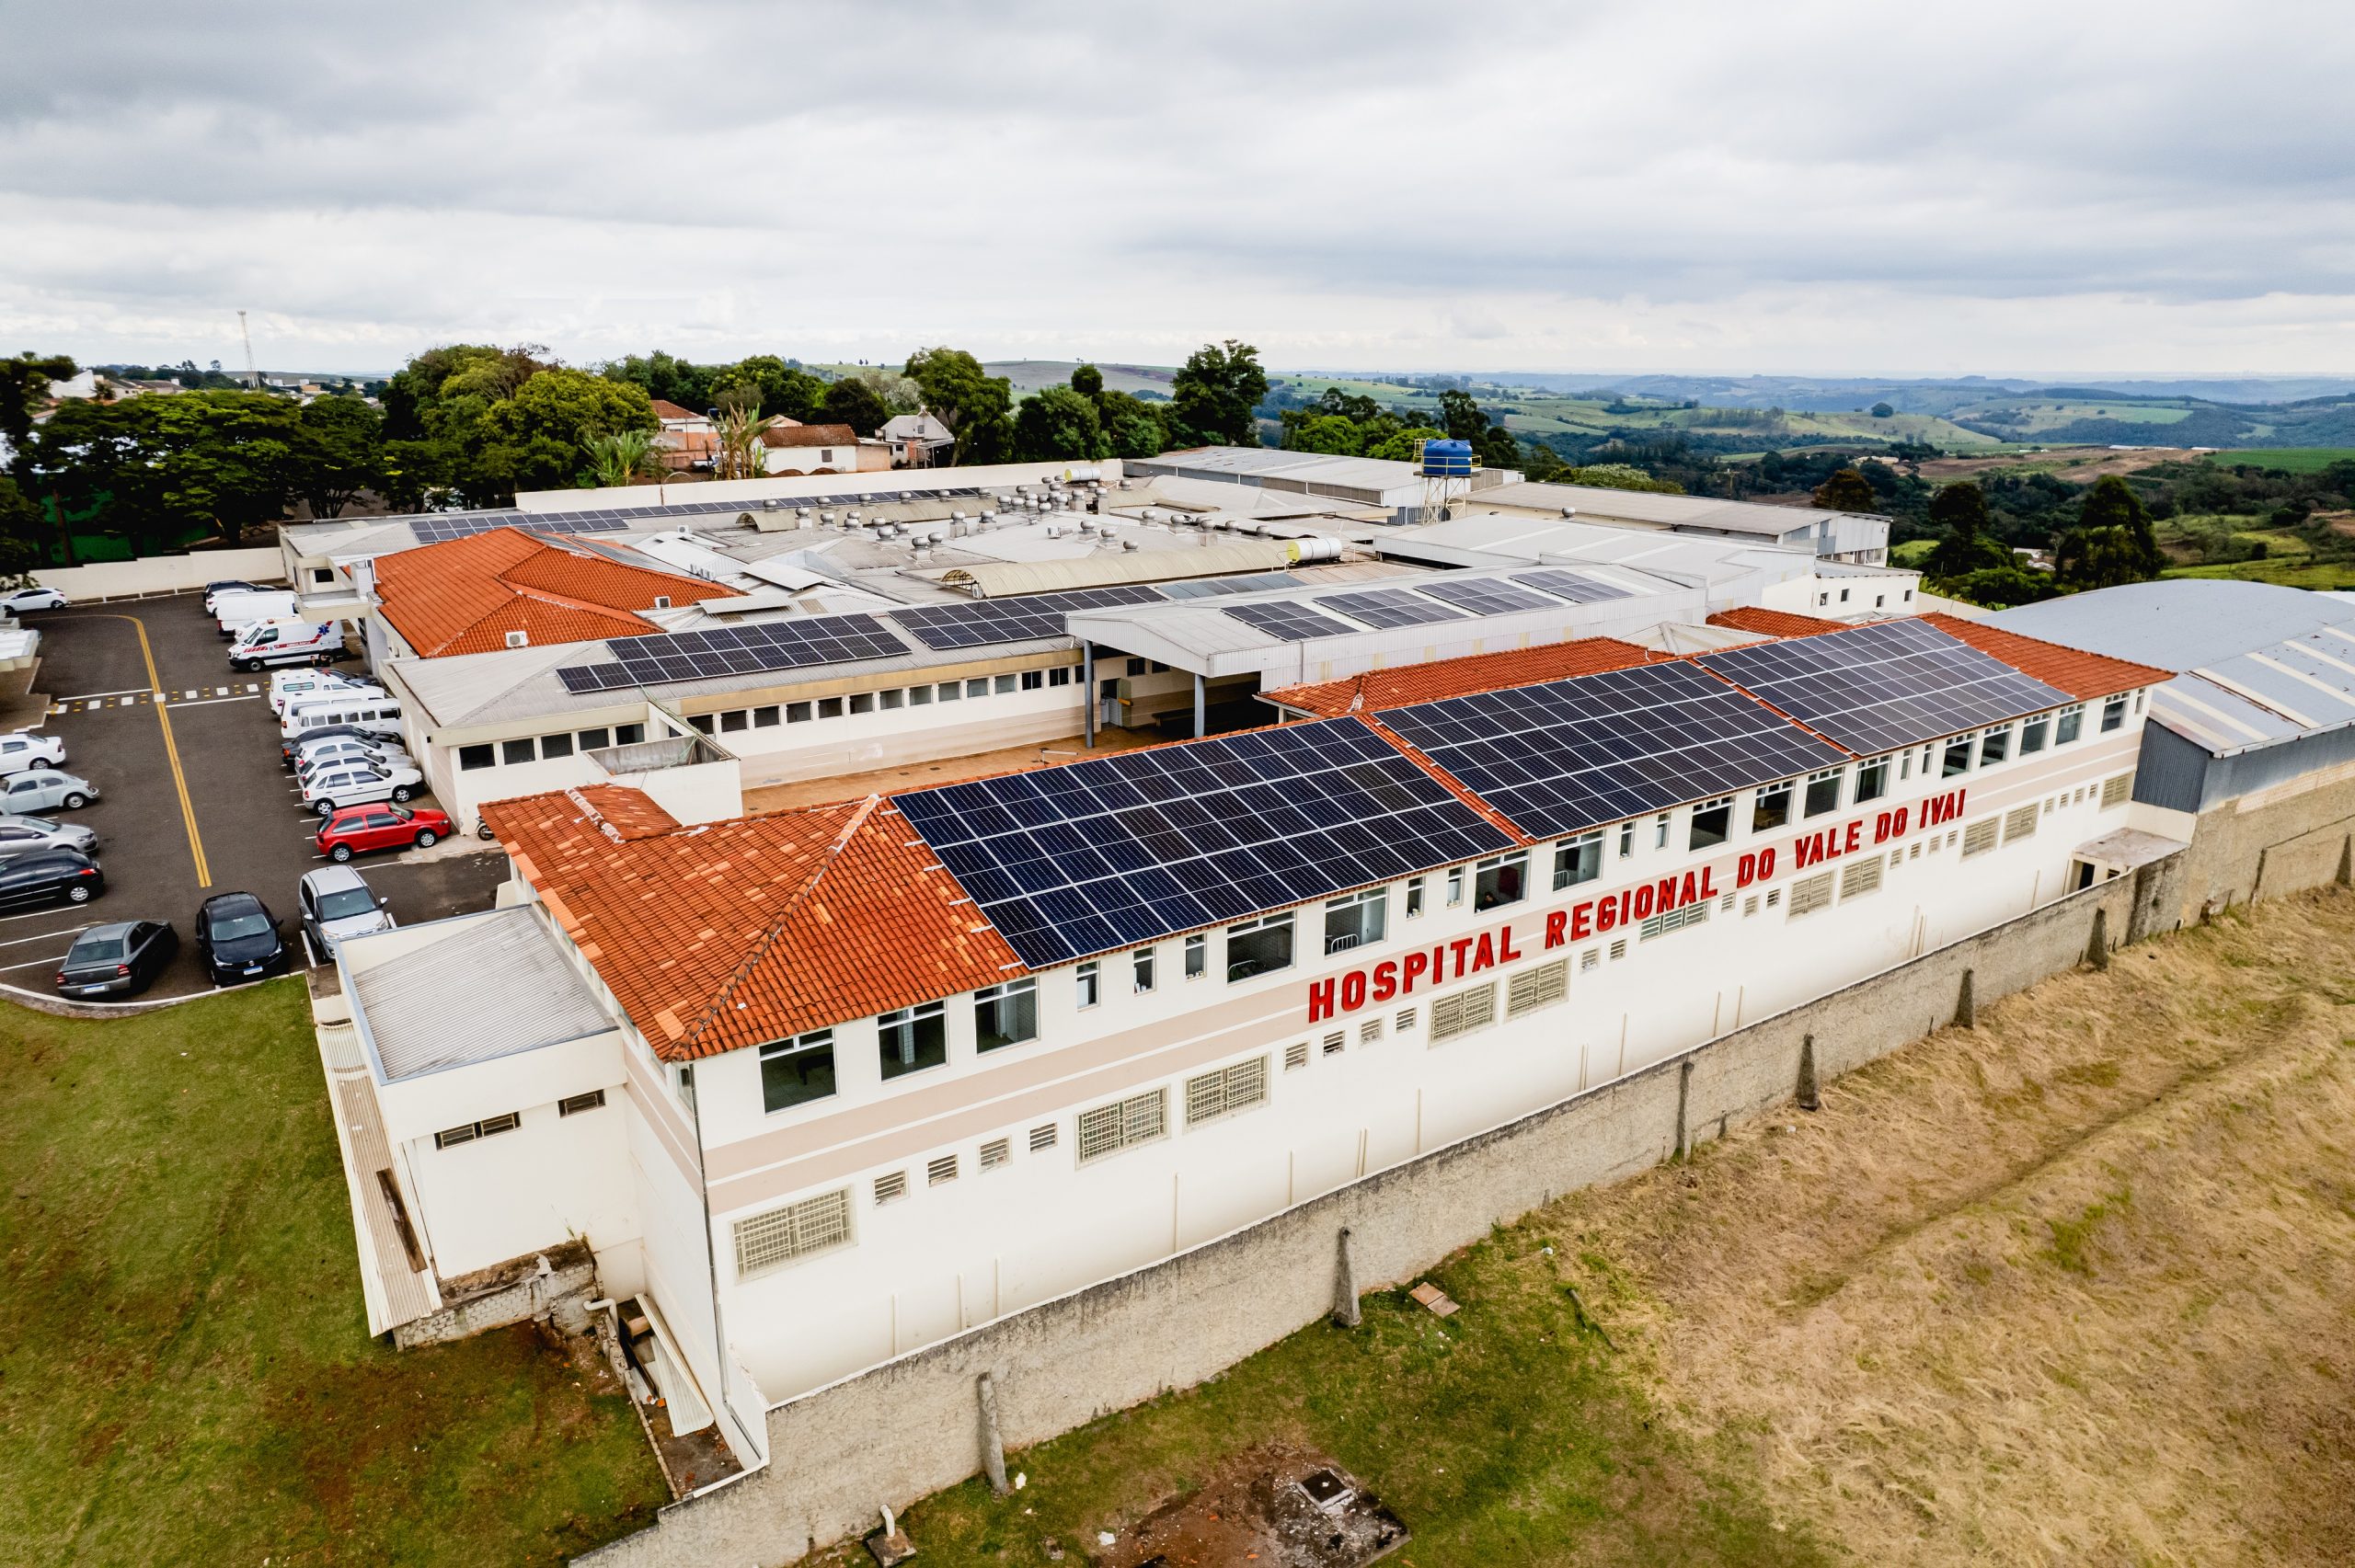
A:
1420 439 1475 477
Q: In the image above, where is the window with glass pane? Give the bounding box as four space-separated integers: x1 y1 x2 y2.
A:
1618 821 1635 857
2100 694 2127 732
543 732 576 758
1653 813 1671 848
1854 756 1890 803
501 738 535 765
686 715 713 735
880 689 903 709
818 697 844 718
1941 739 1972 777
753 706 780 727
2055 704 2084 743
974 979 1038 1050
1979 725 2010 766
616 723 646 744
1804 768 1844 815
937 681 961 703
718 710 747 733
1446 867 1465 905
1473 852 1527 910
1225 912 1293 982
1132 947 1155 992
849 692 875 715
578 727 612 750
760 1030 837 1113
1553 830 1603 890
1751 783 1791 833
787 702 812 723
911 684 934 704
459 743 494 770
2019 715 2051 754
1689 798 1731 850
878 1001 947 1079
1406 876 1426 916
1323 887 1386 955
1074 963 1098 1010
1184 932 1206 979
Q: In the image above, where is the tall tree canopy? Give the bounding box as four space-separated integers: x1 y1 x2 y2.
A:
30 391 306 549
2054 475 2163 589
819 375 890 437
1013 385 1108 462
1925 481 2007 576
1812 467 1880 512
469 369 655 498
904 348 1015 464
1169 339 1269 447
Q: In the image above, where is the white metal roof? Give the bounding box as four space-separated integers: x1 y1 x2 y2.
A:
349 908 614 1081
1455 481 1857 538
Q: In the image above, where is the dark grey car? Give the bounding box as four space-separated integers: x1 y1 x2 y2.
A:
56 920 178 998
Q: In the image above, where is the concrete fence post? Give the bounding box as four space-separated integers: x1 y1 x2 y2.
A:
1797 1034 1820 1113
2338 834 2351 890
1673 1059 1693 1159
1955 967 1976 1029
1331 1227 1361 1329
977 1372 1009 1496
2086 907 2111 971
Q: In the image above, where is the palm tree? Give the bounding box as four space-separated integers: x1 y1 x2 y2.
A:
584 429 661 490
712 393 774 483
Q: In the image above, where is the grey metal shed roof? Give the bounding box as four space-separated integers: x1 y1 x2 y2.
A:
350 908 614 1081
1456 481 1860 538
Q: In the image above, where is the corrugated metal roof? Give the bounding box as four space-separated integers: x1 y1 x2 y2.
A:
1459 481 1864 536
350 908 615 1080
940 540 1293 597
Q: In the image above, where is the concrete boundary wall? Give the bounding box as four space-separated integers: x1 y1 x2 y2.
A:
581 850 2192 1568
32 546 285 601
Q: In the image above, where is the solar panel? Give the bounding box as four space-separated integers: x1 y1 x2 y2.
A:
1417 578 1557 614
1692 618 2072 754
1509 569 1636 605
1155 572 1306 600
1379 661 1847 839
889 585 1167 650
893 717 1516 967
1221 601 1360 641
585 612 910 690
1315 589 1469 629
557 663 634 693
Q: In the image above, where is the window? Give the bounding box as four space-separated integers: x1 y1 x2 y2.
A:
1751 783 1792 833
1788 871 1835 917
1941 738 1972 778
2100 773 2131 809
578 727 612 750
1855 755 1890 804
878 1000 948 1079
818 697 844 719
927 1154 958 1186
1028 1123 1058 1153
1020 670 1043 692
2101 694 2128 733
732 1188 851 1276
1506 959 1568 1016
1841 857 1882 899
980 1138 1010 1171
1077 1088 1166 1163
1323 887 1386 955
787 701 812 723
1323 1032 1344 1056
1184 933 1206 979
1961 818 1999 857
501 738 536 765
1132 947 1155 993
911 683 934 705
1689 797 1732 851
994 674 1016 695
1360 1016 1384 1045
313 567 335 584
1553 830 1603 890
458 743 494 771
434 1112 521 1149
969 679 990 699
1618 821 1635 858
1430 983 1498 1043
1978 725 2010 766
1226 912 1293 981
1406 876 1426 917
1639 901 1709 940
2004 805 2039 843
1126 658 1147 677
1472 851 1528 910
719 710 748 733
974 978 1039 1051
1285 1040 1310 1071
1184 1057 1269 1125
2055 704 2085 744
673 1063 696 1112
1654 813 1671 849
687 715 713 735
875 1172 907 1204
752 705 780 727
760 1029 837 1113
937 681 961 703
1446 866 1465 906
1804 767 1844 816
615 723 645 745
2019 714 2051 754
1396 1007 1417 1032
849 692 875 715
1074 961 1100 1010
880 689 904 710
1049 667 1072 687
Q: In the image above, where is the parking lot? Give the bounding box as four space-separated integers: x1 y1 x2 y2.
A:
5 593 507 1002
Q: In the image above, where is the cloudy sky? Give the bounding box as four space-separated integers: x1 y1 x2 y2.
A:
5 2 2349 379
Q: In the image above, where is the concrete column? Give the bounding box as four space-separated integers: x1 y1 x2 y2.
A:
1192 671 1206 738
977 1372 1008 1495
1331 1227 1361 1329
2086 906 2110 971
1796 1034 1820 1112
1955 967 1976 1029
1673 1059 1693 1159
1081 641 1096 750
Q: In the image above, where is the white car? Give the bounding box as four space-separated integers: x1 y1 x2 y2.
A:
302 761 425 817
1 586 68 614
0 730 66 776
295 738 414 780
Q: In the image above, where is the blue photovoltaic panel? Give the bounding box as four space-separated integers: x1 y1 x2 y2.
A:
1379 661 1848 839
1509 569 1636 605
1315 588 1469 629
1692 617 2072 754
1221 600 1360 641
558 612 911 692
1416 577 1557 614
892 717 1516 967
1155 572 1306 600
889 584 1166 650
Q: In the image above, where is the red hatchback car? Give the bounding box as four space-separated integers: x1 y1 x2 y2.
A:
315 802 454 863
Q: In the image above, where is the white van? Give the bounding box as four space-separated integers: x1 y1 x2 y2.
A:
214 589 301 637
229 620 343 672
269 667 375 715
279 691 405 744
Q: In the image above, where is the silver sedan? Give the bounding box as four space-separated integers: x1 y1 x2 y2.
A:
0 813 98 858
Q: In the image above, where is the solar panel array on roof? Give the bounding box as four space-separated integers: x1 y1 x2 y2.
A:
889 584 1167 650
1416 578 1559 614
1380 661 1848 838
892 717 1515 967
1221 601 1361 640
555 613 909 692
1509 569 1637 605
1315 588 1468 629
1155 572 1306 600
1692 618 2072 754
383 487 1001 543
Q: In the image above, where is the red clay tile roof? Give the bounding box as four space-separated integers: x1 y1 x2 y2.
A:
1260 636 1674 717
483 784 1022 1061
761 423 859 448
1922 612 2169 700
373 526 729 658
1706 606 1849 638
649 399 705 422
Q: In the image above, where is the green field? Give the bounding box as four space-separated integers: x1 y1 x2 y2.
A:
2204 448 2355 474
2161 558 2355 589
0 982 668 1564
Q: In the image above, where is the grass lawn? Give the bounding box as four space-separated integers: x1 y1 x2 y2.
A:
0 980 669 1565
2206 447 2355 474
2162 557 2355 589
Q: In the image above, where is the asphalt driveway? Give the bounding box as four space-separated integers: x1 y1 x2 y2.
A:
5 593 506 1003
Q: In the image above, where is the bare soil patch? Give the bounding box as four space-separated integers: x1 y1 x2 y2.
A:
1919 445 2193 482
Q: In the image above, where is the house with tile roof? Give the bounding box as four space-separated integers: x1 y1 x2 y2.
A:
761 422 890 476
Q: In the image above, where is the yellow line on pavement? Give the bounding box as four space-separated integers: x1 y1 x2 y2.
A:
65 612 211 887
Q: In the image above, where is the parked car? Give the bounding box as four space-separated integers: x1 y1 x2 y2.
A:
1 586 69 614
228 620 344 672
195 892 288 984
270 668 377 716
55 920 177 999
302 761 424 818
0 847 104 910
0 730 66 776
0 813 98 858
297 865 395 954
202 580 264 613
295 738 413 780
1 769 98 813
316 802 453 862
281 722 379 769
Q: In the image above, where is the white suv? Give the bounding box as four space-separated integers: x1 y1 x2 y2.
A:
302 761 426 818
0 731 66 777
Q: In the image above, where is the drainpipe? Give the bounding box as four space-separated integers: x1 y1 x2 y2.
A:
1082 641 1096 750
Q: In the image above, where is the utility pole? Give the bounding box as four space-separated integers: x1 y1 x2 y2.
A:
237 310 259 389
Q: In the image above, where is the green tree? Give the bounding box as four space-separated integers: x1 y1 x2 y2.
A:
1943 564 2063 608
1924 481 2007 576
292 395 385 519
1812 467 1879 512
31 391 306 550
1870 401 1895 418
1012 386 1108 462
820 375 890 437
904 348 1016 464
713 355 824 421
2053 475 2164 589
1069 363 1104 399
471 369 656 500
1169 339 1268 447
1567 463 1684 495
1095 390 1167 460
0 475 40 585
584 429 662 490
0 352 76 481
1285 414 1365 455
1365 425 1445 463
602 349 713 411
